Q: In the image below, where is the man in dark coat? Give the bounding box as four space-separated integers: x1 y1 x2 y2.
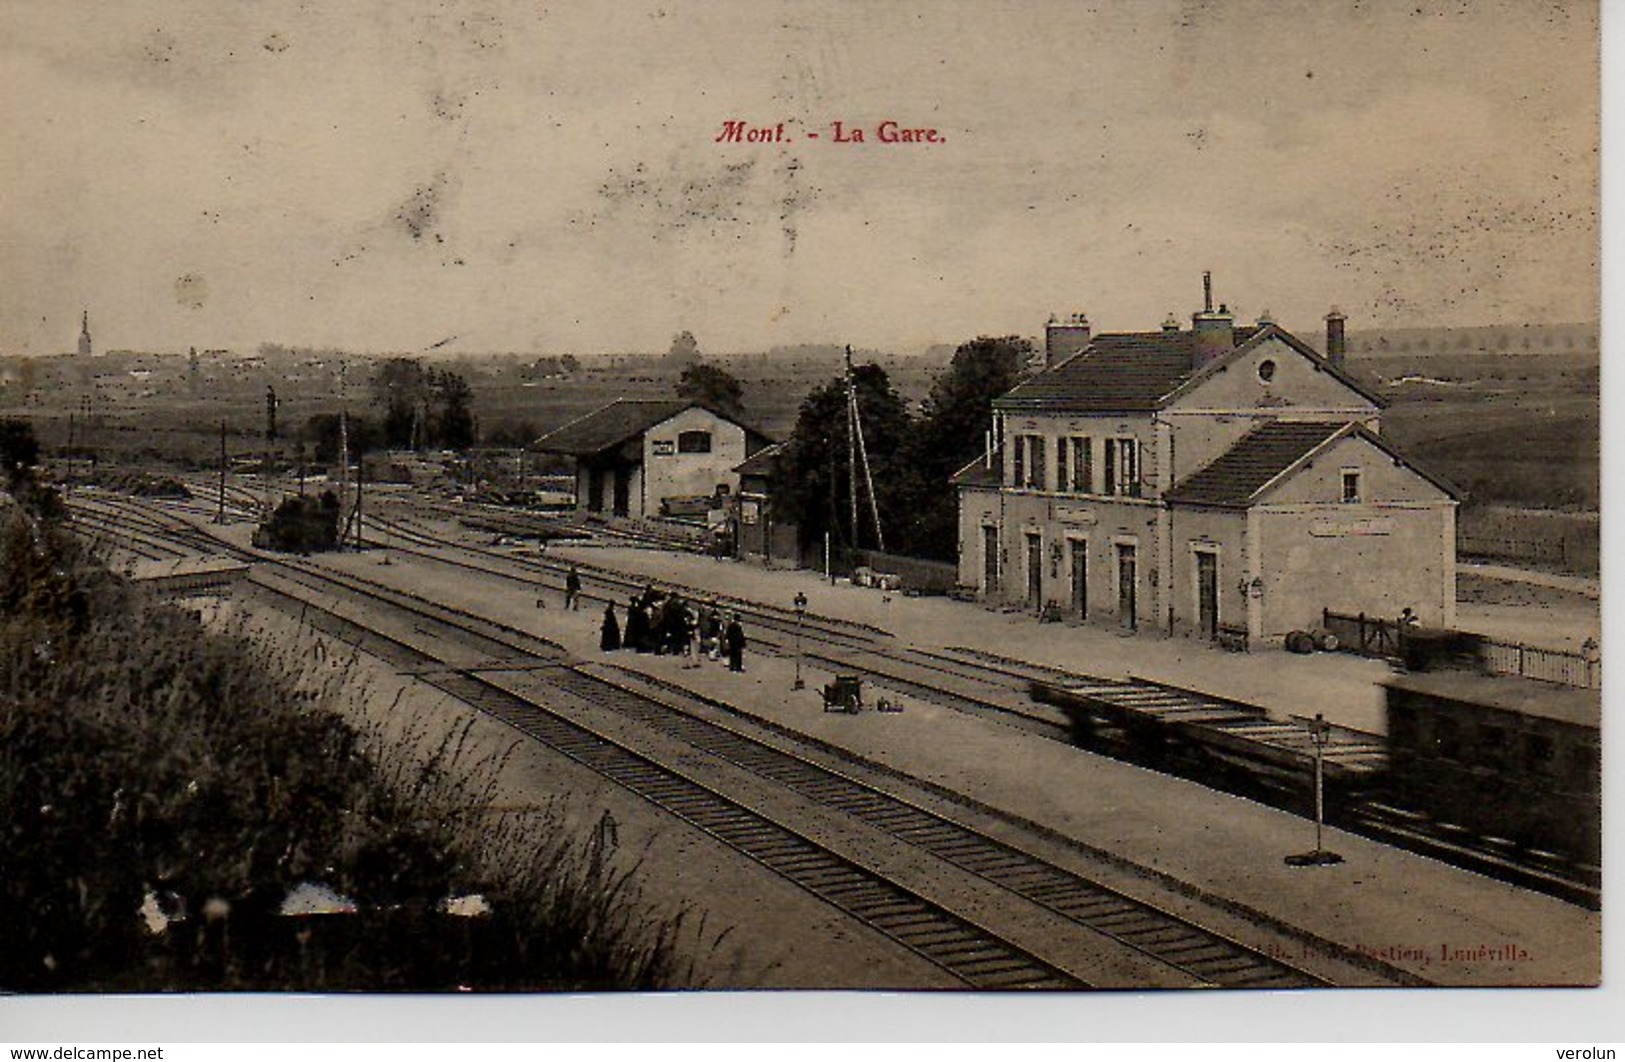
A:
565 566 583 610
600 602 621 652
724 614 746 673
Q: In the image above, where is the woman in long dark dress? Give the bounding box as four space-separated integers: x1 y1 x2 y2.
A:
600 602 621 652
624 594 649 652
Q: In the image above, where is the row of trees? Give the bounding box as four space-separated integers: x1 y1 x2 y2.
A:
774 336 1032 563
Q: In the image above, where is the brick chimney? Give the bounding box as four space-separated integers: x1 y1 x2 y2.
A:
1045 312 1091 367
1325 307 1347 367
1191 272 1234 366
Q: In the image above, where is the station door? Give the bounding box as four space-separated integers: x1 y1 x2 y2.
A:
1117 543 1137 630
1069 540 1088 620
1026 532 1043 610
1196 551 1218 639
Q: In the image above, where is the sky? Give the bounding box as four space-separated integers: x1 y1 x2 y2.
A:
0 0 1601 357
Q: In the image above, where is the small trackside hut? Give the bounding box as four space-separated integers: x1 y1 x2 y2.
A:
957 276 1460 644
531 399 774 522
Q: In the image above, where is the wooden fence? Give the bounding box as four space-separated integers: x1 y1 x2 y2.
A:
1321 609 1600 689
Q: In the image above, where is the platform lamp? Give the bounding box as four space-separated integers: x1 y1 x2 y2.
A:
792 591 809 690
1285 713 1344 867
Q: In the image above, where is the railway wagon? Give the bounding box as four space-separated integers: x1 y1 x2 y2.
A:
1382 671 1601 869
1028 677 1388 805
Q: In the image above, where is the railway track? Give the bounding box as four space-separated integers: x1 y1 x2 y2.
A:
66 492 1599 912
244 562 1347 989
66 496 1365 987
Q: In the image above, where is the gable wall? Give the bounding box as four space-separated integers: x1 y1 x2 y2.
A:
1265 433 1453 506
641 407 749 510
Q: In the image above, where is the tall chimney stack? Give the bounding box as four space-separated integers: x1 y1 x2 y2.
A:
1190 273 1234 366
1045 312 1091 367
1325 307 1347 367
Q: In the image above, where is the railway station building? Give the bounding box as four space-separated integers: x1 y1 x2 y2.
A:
956 282 1460 644
532 399 774 522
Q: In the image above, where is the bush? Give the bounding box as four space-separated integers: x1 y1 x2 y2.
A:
0 497 704 991
253 491 340 553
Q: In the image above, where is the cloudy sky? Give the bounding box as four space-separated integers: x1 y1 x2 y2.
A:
0 0 1600 357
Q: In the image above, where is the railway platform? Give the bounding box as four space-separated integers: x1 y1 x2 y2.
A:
307 535 1599 988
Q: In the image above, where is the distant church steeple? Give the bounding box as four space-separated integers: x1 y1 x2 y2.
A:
77 310 92 357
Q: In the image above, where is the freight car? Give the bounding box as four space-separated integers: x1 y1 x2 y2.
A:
1030 669 1601 903
1381 671 1601 871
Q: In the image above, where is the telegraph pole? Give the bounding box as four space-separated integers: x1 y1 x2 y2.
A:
844 346 858 550
216 420 227 524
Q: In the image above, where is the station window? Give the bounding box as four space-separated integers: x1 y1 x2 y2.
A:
1027 435 1047 490
1257 359 1277 382
1341 469 1361 504
678 430 713 454
1072 436 1093 494
1104 438 1139 497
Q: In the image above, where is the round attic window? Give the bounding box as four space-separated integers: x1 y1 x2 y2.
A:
1257 359 1277 382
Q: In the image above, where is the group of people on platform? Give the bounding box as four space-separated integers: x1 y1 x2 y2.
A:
586 574 748 672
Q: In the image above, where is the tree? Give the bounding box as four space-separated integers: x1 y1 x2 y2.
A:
371 358 428 449
302 412 382 464
675 363 745 417
666 330 701 368
430 369 476 451
776 364 915 557
897 336 1032 560
0 417 41 483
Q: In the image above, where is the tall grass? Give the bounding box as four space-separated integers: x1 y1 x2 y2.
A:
0 488 713 991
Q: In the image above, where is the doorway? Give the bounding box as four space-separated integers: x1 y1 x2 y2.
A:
1069 539 1088 620
1196 551 1218 640
1116 543 1137 630
1026 532 1043 611
586 466 605 513
611 465 631 517
982 525 999 595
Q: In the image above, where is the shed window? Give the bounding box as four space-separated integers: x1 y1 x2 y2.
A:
677 431 713 454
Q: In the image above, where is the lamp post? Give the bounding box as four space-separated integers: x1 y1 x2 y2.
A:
1286 713 1344 866
792 591 808 690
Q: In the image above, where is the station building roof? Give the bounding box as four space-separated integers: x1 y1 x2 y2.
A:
996 323 1385 413
1164 420 1460 508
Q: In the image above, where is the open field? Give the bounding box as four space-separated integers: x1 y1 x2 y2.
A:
4 339 1601 568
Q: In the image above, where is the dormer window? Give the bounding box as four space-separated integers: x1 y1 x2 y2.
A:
1341 469 1361 503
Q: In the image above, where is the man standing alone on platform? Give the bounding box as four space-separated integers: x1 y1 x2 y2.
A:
724 614 746 673
565 566 582 610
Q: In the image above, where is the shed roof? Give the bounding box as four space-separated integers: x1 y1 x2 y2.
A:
532 399 769 457
733 440 787 478
949 449 1002 488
